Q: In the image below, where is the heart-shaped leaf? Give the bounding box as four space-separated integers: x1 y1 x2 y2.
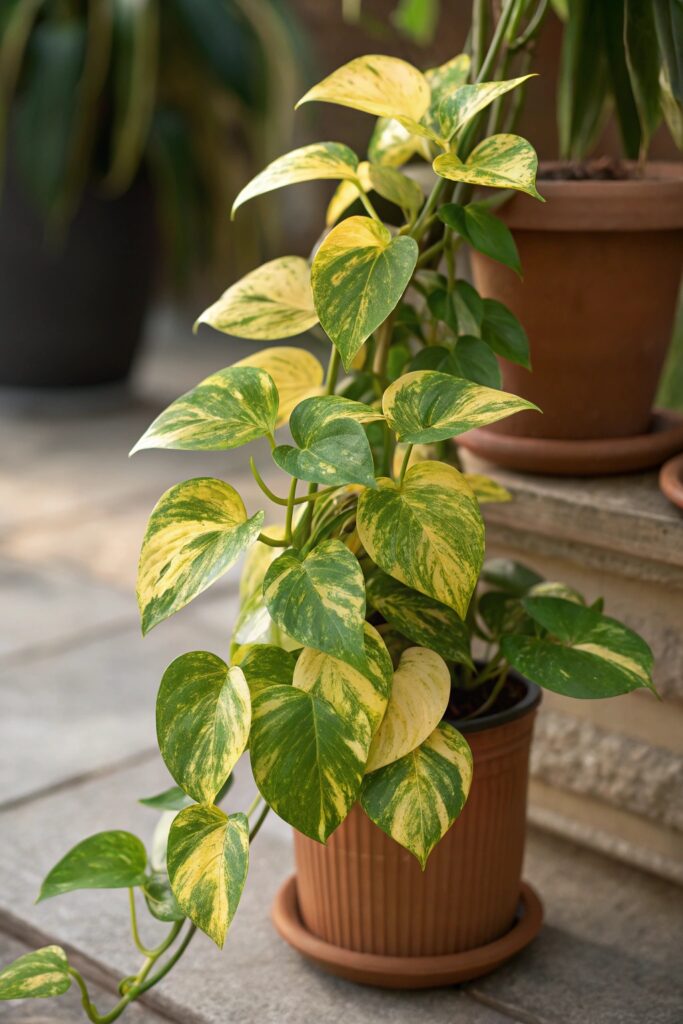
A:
232 142 359 216
293 621 393 738
263 540 366 669
289 394 384 430
138 478 263 634
233 643 299 698
274 416 376 489
250 685 365 842
383 370 538 443
234 347 324 426
296 54 430 123
438 76 534 139
439 202 521 276
464 473 511 504
139 786 193 812
0 946 71 1001
481 299 531 369
168 806 249 948
131 366 278 454
156 652 251 804
143 872 185 923
366 569 473 666
434 133 544 199
502 597 656 698
365 647 451 772
327 161 424 225
311 216 418 369
357 461 484 617
195 257 318 340
361 722 473 868
451 335 502 388
38 832 147 901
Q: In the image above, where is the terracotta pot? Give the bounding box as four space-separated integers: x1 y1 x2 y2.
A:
468 162 683 441
293 679 541 960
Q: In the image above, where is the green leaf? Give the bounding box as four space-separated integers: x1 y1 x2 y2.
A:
38 832 147 901
233 347 324 427
233 643 299 698
383 369 537 443
654 0 683 102
600 1 641 159
361 722 473 868
293 621 392 737
0 946 71 1001
250 685 365 842
137 478 264 634
453 280 484 337
481 558 544 595
296 54 430 124
263 540 366 669
274 416 376 489
289 395 384 430
434 134 544 200
194 257 318 341
464 473 511 504
143 872 185 923
364 162 425 216
439 202 521 276
168 805 249 948
438 77 533 140
139 786 193 812
366 569 473 666
452 336 502 388
357 461 484 618
232 142 359 216
391 0 439 44
557 0 610 159
311 215 419 370
156 652 251 804
365 647 451 772
481 298 531 369
624 0 662 156
502 597 656 698
131 366 278 454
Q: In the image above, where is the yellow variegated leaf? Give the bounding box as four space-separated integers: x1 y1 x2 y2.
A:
0 946 71 1001
361 722 473 868
194 257 318 341
464 473 511 504
365 647 450 772
297 54 430 124
311 216 418 369
232 142 359 216
368 115 426 168
327 177 363 226
438 76 534 140
156 652 250 804
230 586 300 657
234 346 324 426
325 161 423 226
434 133 544 200
239 527 285 602
293 622 392 740
137 478 263 634
357 461 484 616
233 643 299 699
168 806 248 948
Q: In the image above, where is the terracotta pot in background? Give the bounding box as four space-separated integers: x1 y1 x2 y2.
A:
287 679 541 985
468 163 683 442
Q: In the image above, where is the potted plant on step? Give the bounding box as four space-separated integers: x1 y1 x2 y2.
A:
0 33 658 1020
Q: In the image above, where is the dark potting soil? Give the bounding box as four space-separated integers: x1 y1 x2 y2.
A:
539 157 636 181
446 676 527 722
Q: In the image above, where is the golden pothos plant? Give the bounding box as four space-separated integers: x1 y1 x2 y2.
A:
1 24 657 1023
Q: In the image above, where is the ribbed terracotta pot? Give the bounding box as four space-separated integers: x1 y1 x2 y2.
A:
466 162 683 443
292 679 541 965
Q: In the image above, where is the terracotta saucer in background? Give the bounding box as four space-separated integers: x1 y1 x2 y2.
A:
659 453 683 510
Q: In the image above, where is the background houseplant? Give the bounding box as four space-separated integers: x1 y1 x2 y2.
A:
0 0 299 387
0 25 658 1019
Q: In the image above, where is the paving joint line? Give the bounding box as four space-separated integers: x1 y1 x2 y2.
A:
0 615 138 672
465 987 550 1024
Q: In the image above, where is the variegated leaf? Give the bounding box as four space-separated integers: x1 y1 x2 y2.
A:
326 176 363 226
365 647 451 772
137 478 264 634
232 143 359 216
296 54 430 124
234 346 324 426
356 461 484 617
366 569 472 666
250 685 365 842
156 652 250 804
311 216 418 369
168 805 248 948
502 597 656 698
233 643 299 699
143 872 185 923
263 540 366 669
464 473 511 504
326 161 424 225
290 394 384 428
230 585 300 656
0 946 71 1001
361 722 473 868
293 622 393 739
274 409 376 489
383 369 538 443
239 527 285 602
195 257 318 340
438 76 533 139
38 832 147 901
434 134 544 200
130 367 278 454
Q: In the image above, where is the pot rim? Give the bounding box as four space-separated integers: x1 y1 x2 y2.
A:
446 672 542 735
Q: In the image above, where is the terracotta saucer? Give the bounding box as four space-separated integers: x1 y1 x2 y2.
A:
660 453 683 510
457 409 683 477
272 874 543 989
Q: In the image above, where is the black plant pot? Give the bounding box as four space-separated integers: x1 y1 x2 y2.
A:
0 168 157 388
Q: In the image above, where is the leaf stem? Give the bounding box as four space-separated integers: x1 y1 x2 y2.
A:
128 888 156 958
357 188 382 222
397 444 413 485
284 476 297 544
256 532 289 548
